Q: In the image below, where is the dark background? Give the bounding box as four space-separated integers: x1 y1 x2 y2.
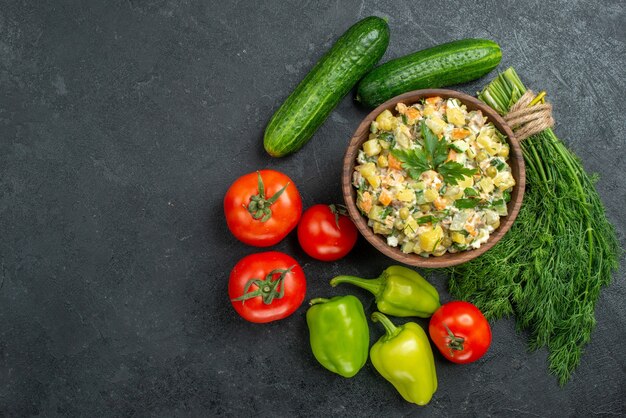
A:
1 0 625 416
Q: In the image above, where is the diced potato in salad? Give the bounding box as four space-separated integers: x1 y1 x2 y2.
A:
353 97 515 257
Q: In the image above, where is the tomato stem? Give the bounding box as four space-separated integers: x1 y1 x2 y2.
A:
231 266 295 305
246 171 289 222
444 324 465 354
329 204 348 229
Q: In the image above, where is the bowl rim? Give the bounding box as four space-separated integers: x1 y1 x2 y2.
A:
342 88 526 268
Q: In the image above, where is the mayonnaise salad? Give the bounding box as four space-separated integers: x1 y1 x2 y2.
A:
353 96 515 257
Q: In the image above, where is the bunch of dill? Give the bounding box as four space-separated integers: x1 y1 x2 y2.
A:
447 68 621 385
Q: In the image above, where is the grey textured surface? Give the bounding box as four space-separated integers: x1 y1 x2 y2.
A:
1 0 625 416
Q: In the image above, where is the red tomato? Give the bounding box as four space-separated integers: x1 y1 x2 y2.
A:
429 301 492 364
229 251 306 323
297 204 358 261
224 170 302 247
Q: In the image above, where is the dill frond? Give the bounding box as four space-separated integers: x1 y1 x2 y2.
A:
448 68 621 385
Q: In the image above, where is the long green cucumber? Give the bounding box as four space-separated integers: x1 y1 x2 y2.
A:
356 39 502 108
264 17 389 157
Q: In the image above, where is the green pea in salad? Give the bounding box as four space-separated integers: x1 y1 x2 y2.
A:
353 96 515 257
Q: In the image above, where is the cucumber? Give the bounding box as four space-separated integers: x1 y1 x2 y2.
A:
356 39 502 108
264 17 389 157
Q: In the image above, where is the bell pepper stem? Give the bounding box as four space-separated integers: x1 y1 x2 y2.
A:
309 298 330 306
371 312 400 338
329 275 383 297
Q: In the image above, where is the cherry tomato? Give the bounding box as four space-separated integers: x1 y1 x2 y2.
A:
224 170 302 247
297 204 358 261
428 301 492 364
228 251 306 323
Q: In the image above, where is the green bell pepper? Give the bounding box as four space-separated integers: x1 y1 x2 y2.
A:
329 265 440 317
306 295 369 378
370 312 437 405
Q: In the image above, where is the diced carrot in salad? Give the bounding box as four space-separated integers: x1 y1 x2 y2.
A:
405 107 420 122
425 96 442 106
357 191 373 214
451 128 471 139
378 189 393 206
387 153 403 171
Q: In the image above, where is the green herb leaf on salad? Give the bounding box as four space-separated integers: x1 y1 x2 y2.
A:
390 148 430 179
416 215 436 224
454 198 480 209
438 161 478 185
380 206 393 219
464 187 479 197
391 122 476 184
421 122 448 167
379 132 394 142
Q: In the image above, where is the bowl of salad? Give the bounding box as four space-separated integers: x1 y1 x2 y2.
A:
343 89 525 268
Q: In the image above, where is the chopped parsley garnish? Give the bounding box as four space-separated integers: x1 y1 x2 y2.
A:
416 215 436 224
391 123 477 185
380 207 393 219
455 198 481 209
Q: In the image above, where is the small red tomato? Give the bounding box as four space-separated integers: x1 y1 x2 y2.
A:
224 170 302 247
429 301 492 364
297 204 358 261
228 251 306 323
